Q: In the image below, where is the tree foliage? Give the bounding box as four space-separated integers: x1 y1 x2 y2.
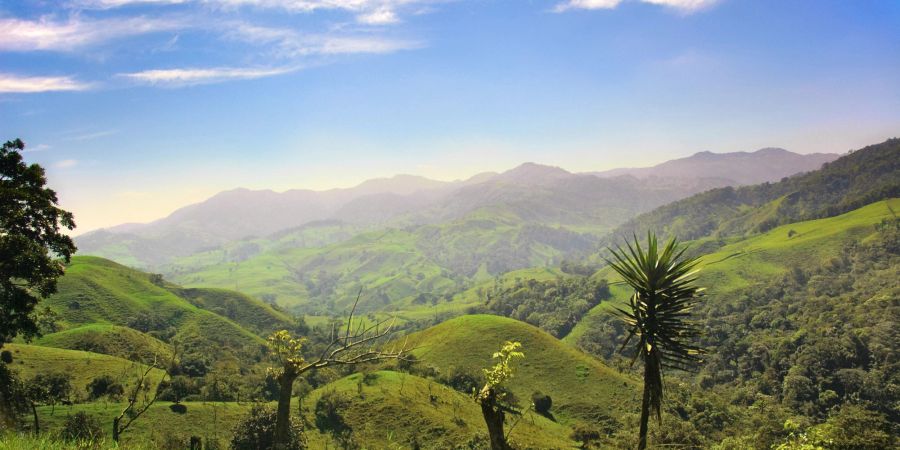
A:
0 138 76 346
606 233 704 450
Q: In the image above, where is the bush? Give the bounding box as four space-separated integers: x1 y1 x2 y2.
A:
314 391 352 436
86 375 124 400
1 350 12 364
230 405 305 450
570 422 601 449
169 403 188 414
531 391 552 415
442 368 481 394
61 411 103 442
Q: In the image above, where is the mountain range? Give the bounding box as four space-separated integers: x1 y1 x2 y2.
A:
77 147 838 269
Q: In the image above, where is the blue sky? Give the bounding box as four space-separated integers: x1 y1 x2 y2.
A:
1 0 898 232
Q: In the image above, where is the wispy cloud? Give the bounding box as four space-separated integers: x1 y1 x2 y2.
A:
555 0 718 13
0 15 184 52
68 130 119 141
55 159 79 168
227 22 422 57
0 73 92 93
118 66 297 86
75 0 433 25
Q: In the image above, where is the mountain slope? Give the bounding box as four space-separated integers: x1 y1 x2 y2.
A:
594 147 838 185
604 138 899 244
77 148 823 269
408 315 638 424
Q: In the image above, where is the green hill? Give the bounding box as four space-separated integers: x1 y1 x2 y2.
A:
605 138 899 245
2 344 165 395
41 256 291 363
34 324 173 362
568 198 899 344
407 315 638 424
303 370 577 449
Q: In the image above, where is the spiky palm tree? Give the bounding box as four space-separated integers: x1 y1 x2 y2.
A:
606 233 705 450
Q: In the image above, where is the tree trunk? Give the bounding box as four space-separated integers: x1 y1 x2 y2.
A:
112 416 120 442
273 369 298 449
478 387 511 450
30 402 39 434
638 360 651 450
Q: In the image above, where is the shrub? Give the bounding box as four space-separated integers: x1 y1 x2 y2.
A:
61 411 103 442
230 405 305 450
315 391 352 436
86 375 124 400
570 422 601 449
1 350 11 364
531 391 552 415
442 368 481 394
169 403 188 414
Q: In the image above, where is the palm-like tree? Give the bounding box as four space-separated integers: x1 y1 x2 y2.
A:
606 233 705 450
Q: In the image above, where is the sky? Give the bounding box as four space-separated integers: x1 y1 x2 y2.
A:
1 0 899 233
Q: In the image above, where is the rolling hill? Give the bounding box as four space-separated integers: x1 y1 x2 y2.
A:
35 256 294 364
407 315 638 425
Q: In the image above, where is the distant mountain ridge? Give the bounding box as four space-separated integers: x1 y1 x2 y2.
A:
77 147 838 268
593 147 838 185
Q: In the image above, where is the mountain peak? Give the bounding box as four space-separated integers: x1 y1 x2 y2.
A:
497 163 571 183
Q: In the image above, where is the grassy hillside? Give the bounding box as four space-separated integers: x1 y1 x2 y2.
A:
303 370 577 449
41 256 291 363
568 198 899 345
34 324 173 362
2 344 165 395
166 210 599 317
407 315 638 424
605 138 899 245
30 401 249 448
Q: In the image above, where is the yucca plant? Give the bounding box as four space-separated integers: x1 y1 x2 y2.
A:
606 232 705 450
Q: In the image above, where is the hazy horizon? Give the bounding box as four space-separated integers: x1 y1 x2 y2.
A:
3 0 898 232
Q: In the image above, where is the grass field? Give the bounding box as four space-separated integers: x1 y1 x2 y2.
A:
2 344 165 396
407 315 638 425
34 325 173 362
303 370 578 449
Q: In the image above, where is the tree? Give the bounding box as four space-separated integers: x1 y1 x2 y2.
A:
231 405 305 450
266 293 408 449
606 233 705 450
0 139 76 347
475 341 524 450
112 354 174 441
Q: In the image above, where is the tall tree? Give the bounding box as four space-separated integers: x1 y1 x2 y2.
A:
266 294 408 449
0 138 76 347
475 341 524 450
606 233 704 450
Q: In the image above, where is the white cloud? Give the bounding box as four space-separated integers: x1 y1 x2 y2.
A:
75 0 431 25
118 66 297 86
357 7 401 25
0 73 91 93
554 0 622 12
0 16 184 52
55 159 79 168
555 0 718 13
227 22 422 57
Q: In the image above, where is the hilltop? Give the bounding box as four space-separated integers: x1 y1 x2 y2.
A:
34 256 294 365
408 315 638 424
